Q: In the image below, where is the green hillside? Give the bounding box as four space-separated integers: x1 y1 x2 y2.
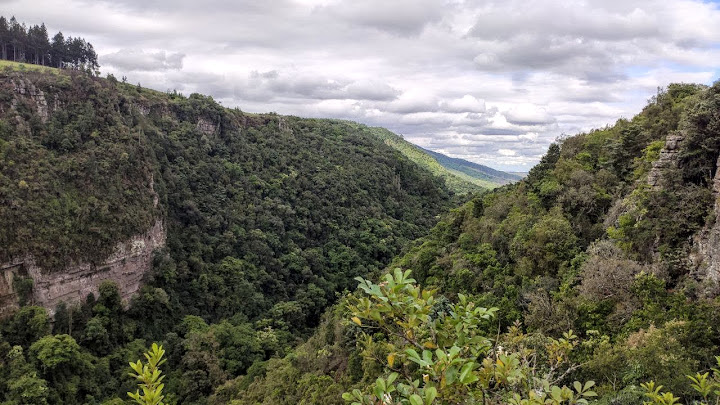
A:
362 125 518 193
3 65 720 405
0 60 60 73
420 146 522 184
224 82 720 404
0 69 454 403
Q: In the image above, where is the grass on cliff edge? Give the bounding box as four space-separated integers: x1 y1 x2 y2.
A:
0 60 59 74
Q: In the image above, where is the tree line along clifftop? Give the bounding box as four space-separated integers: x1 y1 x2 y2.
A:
0 16 98 71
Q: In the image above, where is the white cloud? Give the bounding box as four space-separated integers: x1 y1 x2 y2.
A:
101 49 185 71
3 0 719 171
503 104 555 126
440 95 486 113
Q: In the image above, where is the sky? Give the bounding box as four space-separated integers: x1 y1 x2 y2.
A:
4 0 720 171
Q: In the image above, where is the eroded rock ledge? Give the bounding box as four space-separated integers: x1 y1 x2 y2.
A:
0 220 166 318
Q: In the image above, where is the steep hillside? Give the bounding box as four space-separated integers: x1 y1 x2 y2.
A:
365 126 518 192
0 69 454 403
420 145 522 185
224 82 720 404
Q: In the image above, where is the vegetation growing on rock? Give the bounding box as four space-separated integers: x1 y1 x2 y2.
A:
1 65 720 404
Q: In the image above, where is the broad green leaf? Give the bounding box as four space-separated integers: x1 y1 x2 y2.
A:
409 394 423 405
424 386 437 404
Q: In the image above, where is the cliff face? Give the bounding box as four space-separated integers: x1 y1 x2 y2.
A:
641 128 720 285
646 132 684 188
692 154 720 284
0 220 165 317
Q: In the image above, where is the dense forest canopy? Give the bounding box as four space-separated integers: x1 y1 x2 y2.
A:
1 58 720 404
0 68 453 404
219 81 720 404
0 16 98 71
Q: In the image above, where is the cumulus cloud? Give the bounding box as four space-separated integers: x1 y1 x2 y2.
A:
440 95 486 113
4 0 719 171
101 49 185 71
386 91 440 114
320 0 448 35
344 80 400 101
503 104 556 126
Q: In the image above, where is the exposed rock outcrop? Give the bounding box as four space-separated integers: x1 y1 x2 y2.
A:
136 103 151 116
278 116 293 134
647 132 684 188
196 117 218 135
0 220 166 318
692 154 720 284
12 77 50 123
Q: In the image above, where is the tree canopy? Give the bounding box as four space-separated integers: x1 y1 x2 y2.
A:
0 16 98 71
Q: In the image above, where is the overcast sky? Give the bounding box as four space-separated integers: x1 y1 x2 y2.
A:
5 0 720 171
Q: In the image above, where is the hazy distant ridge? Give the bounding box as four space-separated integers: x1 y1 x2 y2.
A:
359 125 519 192
419 147 523 185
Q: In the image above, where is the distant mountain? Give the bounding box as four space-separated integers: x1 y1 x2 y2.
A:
508 171 528 178
359 125 520 193
419 146 523 185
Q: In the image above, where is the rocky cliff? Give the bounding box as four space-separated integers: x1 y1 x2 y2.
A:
692 153 720 285
641 129 720 286
0 220 165 318
646 132 684 188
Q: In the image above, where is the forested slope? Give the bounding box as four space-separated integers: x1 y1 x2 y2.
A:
223 82 720 404
0 68 455 403
366 126 513 192
420 146 522 185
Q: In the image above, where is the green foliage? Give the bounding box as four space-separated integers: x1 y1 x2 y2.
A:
364 126 511 193
12 276 34 306
4 345 49 404
633 140 665 179
2 68 720 405
3 306 50 346
344 269 595 404
29 334 81 372
0 69 455 402
640 356 720 404
128 343 166 405
216 80 720 404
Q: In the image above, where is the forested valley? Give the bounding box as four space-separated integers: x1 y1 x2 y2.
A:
1 65 720 404
0 66 453 404
217 81 720 405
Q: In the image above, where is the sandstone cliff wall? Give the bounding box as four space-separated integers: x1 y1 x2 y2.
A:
0 220 166 317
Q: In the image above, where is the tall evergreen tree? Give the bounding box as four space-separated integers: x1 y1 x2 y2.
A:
37 23 49 65
65 36 82 69
26 24 39 64
9 16 20 61
0 16 97 70
0 17 8 60
49 31 65 68
9 17 27 62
